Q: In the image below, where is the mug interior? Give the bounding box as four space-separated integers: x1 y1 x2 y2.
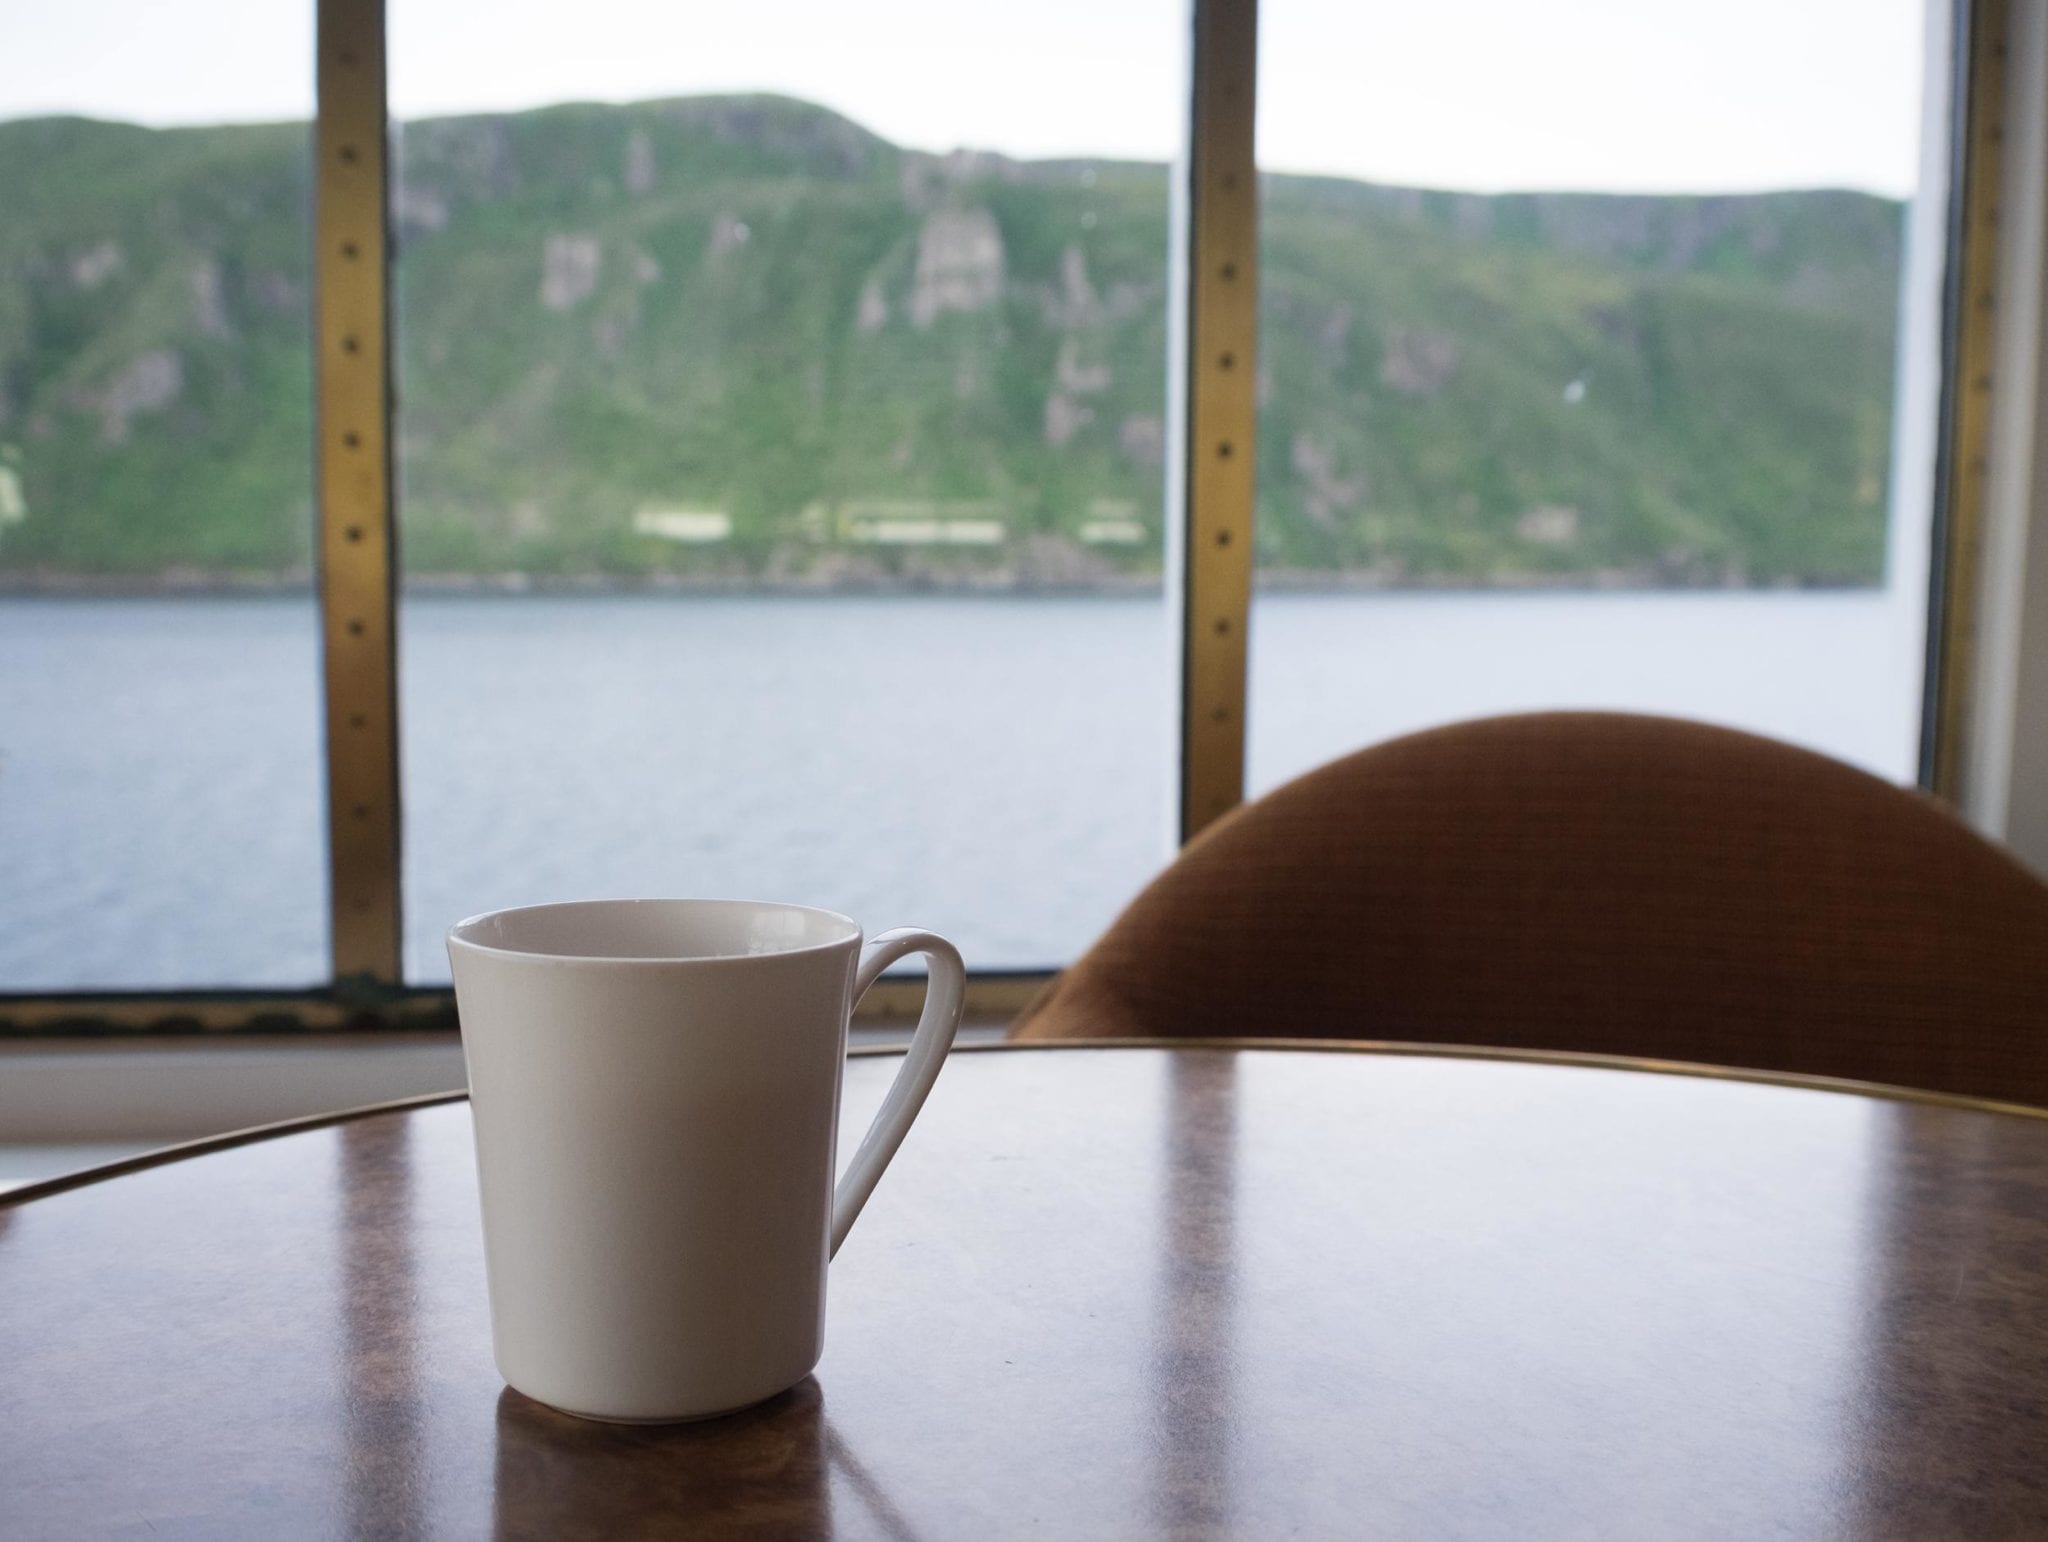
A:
448 898 859 962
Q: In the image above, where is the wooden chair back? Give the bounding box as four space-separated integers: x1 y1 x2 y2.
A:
1012 713 2048 1108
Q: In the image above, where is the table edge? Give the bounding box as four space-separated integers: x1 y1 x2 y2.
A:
6 1036 2041 1210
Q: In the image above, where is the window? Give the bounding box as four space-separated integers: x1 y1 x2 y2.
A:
0 0 2001 1017
1249 0 1936 791
0 2 324 989
389 0 1177 979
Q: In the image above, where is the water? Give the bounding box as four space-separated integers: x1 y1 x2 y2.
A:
0 588 1923 991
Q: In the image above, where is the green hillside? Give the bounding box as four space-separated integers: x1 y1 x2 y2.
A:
0 95 1903 588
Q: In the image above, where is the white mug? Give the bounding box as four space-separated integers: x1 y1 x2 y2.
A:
447 897 964 1423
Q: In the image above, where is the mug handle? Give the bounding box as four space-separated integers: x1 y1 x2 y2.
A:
830 927 966 1258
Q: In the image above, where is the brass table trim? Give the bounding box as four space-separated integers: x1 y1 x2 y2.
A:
0 1089 467 1209
8 1037 2041 1211
993 1036 2048 1121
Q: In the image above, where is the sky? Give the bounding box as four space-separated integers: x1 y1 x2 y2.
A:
0 0 1929 196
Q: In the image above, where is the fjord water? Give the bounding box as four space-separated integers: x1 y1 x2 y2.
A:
0 589 1922 990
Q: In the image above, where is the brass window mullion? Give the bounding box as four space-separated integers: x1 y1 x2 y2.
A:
315 0 402 984
1169 0 1260 845
1924 0 2009 797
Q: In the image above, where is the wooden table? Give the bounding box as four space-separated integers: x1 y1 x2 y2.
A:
4 1042 2047 1539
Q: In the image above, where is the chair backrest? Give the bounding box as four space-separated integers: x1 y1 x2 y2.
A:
1012 712 2048 1108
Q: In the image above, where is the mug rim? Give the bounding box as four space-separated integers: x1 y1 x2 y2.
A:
446 897 862 965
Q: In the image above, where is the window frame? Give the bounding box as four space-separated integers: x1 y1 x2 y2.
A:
0 0 2001 1034
1923 0 2009 793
